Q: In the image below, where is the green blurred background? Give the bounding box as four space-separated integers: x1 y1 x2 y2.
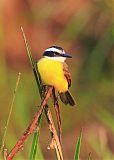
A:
0 0 114 159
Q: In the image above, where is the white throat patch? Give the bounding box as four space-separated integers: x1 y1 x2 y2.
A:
44 56 66 62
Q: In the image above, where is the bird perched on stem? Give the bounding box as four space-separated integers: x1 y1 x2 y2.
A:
37 46 76 106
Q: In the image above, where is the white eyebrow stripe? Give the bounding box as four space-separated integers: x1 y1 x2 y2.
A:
45 47 62 54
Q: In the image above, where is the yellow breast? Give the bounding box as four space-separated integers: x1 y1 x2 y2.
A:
37 58 68 92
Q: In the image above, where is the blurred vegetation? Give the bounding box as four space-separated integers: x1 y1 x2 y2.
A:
0 0 114 159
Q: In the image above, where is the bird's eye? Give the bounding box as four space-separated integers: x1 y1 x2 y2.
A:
53 52 57 56
54 52 60 56
50 51 55 56
43 51 60 57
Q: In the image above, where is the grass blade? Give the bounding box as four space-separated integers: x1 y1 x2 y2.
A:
21 27 63 160
29 125 44 160
21 27 43 160
21 27 42 95
29 114 44 160
74 130 82 160
29 132 39 160
0 72 21 153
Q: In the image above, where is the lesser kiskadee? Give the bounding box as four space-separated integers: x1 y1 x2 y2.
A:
37 46 75 106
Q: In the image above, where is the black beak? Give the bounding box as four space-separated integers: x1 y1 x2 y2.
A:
61 53 72 58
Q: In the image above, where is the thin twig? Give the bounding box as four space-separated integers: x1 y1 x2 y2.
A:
45 106 63 160
21 27 63 159
88 152 92 160
52 88 62 144
54 103 62 144
6 87 53 160
0 72 21 153
21 27 43 159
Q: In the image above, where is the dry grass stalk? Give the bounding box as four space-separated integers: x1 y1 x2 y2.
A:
0 73 21 154
5 87 52 160
4 27 64 160
52 88 62 144
46 106 63 160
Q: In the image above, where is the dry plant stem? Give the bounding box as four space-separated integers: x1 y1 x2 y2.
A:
6 87 53 160
52 89 62 144
21 27 63 159
54 103 62 144
45 106 63 160
0 72 21 154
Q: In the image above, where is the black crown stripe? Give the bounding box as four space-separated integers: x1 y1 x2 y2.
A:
43 51 61 57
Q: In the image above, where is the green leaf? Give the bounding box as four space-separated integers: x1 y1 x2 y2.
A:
74 131 82 160
29 132 39 160
21 27 42 95
29 130 44 160
21 27 43 160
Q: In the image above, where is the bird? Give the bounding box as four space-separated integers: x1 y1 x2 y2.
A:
37 46 76 106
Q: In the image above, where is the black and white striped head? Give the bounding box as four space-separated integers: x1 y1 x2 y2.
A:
43 46 72 62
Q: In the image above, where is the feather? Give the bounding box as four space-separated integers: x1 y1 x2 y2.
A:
59 91 76 106
63 63 71 88
59 63 76 106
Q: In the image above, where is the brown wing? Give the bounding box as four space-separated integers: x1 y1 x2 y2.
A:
63 62 71 88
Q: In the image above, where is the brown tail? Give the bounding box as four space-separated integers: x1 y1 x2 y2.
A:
59 91 76 106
